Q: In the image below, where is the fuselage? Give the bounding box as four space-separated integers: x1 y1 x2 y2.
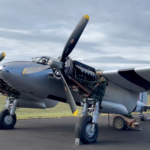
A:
0 61 69 99
0 61 139 115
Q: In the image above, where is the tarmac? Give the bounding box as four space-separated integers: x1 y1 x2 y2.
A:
0 114 150 150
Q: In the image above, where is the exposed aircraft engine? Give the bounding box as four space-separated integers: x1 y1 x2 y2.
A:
50 57 97 98
73 60 97 81
70 60 97 98
51 57 97 81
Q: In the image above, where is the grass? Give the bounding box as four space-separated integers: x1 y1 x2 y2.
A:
0 95 150 119
147 95 150 105
0 95 82 119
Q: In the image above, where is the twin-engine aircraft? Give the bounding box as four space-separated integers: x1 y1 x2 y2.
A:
0 15 149 144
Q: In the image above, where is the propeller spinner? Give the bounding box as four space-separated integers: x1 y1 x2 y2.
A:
23 15 90 116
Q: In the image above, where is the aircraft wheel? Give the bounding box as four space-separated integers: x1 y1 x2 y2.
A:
0 109 16 129
75 115 99 144
113 116 126 130
139 116 146 121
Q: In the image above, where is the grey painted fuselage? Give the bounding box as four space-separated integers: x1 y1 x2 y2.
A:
0 61 139 115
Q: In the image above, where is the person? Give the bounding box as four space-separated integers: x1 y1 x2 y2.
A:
80 70 108 110
89 71 108 110
42 59 46 64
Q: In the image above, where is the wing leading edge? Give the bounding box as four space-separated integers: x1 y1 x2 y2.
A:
103 67 150 92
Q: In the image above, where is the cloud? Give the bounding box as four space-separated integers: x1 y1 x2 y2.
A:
81 56 150 64
76 56 150 70
0 0 150 70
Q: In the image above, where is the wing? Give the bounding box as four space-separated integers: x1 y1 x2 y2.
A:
103 67 150 92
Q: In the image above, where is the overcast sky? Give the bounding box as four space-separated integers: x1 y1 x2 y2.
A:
1 0 150 70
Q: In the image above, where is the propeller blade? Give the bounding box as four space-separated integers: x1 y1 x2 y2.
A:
58 69 78 116
60 15 89 62
23 66 50 74
0 52 6 62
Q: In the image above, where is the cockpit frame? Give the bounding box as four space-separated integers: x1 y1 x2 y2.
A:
31 56 54 65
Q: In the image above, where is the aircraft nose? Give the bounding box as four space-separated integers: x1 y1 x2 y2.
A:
0 64 11 82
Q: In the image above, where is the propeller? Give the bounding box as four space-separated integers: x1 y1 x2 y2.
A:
59 69 78 116
0 52 6 62
23 15 90 116
60 15 89 62
23 15 89 75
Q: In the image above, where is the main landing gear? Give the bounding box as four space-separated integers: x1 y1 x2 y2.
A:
139 112 147 121
0 98 17 129
75 100 101 145
139 111 150 121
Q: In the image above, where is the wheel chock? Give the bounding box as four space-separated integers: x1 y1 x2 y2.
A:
75 138 83 145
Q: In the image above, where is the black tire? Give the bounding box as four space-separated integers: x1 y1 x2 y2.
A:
0 109 16 129
140 116 145 121
75 115 99 144
113 116 126 130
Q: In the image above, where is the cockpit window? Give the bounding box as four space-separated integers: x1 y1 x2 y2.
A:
31 57 41 62
38 57 49 64
31 56 52 65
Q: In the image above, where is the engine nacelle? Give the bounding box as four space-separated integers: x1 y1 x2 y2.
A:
73 60 97 81
63 58 97 80
52 57 97 82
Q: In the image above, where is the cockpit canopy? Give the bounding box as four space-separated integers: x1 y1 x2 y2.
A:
31 56 54 65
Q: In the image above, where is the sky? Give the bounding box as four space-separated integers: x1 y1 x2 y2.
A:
1 0 150 70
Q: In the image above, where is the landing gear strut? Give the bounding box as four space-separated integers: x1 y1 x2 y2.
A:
0 98 17 129
75 100 101 144
139 112 147 121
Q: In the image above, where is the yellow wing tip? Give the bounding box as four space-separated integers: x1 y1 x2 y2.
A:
73 110 78 116
84 15 89 20
23 68 26 75
3 52 6 57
